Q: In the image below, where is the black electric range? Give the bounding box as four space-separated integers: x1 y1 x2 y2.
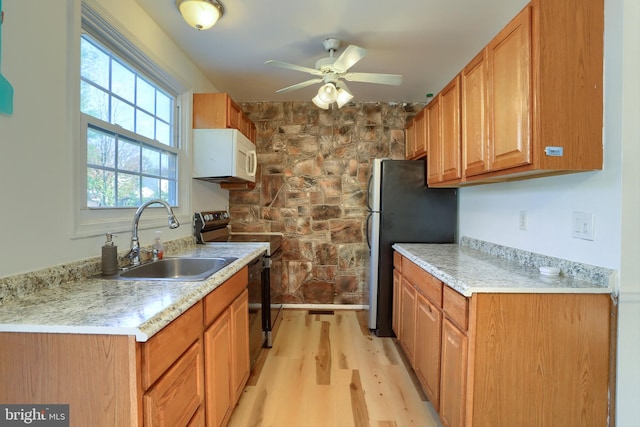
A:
194 211 283 349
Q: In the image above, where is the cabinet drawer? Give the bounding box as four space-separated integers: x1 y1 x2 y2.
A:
443 286 469 331
204 267 248 326
393 251 402 271
143 340 204 427
140 301 203 389
403 259 442 306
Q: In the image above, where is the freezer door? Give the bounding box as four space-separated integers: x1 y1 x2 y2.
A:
367 158 384 212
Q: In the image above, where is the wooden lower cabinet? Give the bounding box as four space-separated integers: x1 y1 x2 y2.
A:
143 340 204 427
204 271 250 427
414 293 442 411
393 252 612 427
230 289 250 404
439 319 467 427
0 267 251 427
204 309 233 427
204 290 250 427
399 277 417 363
468 293 611 427
392 269 402 336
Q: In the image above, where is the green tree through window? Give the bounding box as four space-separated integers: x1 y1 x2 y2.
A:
80 34 178 208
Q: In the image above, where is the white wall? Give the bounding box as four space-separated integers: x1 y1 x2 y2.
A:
459 0 640 423
0 0 227 277
615 0 640 423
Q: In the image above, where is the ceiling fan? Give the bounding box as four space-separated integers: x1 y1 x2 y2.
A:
265 38 403 109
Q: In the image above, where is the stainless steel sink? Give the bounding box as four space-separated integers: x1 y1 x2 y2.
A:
117 257 237 281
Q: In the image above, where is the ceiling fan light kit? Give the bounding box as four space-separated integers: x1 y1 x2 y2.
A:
176 0 223 30
266 38 403 109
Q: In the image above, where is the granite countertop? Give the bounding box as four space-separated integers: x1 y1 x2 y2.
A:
393 241 614 297
0 243 267 342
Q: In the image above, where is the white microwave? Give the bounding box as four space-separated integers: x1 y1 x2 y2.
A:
192 129 257 183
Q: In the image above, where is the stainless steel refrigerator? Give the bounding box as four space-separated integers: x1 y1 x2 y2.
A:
366 158 457 336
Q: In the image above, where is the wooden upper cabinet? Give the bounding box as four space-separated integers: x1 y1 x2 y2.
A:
426 95 442 184
487 6 532 172
405 116 417 159
193 93 256 142
428 0 603 187
405 108 427 160
413 109 428 159
439 76 462 183
428 75 462 187
461 51 489 177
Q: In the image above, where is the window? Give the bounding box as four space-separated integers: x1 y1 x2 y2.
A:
80 34 178 208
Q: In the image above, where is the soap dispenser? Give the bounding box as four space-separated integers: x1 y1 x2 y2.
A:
101 233 118 275
152 231 164 260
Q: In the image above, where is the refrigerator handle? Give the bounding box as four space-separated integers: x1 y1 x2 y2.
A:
366 213 372 250
366 173 373 211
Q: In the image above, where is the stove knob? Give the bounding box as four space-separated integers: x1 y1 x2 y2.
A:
223 212 229 219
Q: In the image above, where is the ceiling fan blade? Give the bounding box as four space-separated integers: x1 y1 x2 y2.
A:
265 60 322 76
275 78 324 93
336 81 351 92
344 72 404 86
331 45 367 72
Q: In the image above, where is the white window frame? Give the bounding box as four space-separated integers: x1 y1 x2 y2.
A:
73 1 193 238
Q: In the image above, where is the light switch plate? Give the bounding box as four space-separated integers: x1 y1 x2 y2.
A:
519 210 527 231
572 212 594 240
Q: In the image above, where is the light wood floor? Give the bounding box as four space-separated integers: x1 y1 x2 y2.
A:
228 309 442 427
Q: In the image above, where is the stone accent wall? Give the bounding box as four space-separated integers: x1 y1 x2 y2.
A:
231 101 424 306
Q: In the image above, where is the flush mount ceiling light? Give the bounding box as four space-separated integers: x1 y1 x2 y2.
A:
176 0 224 30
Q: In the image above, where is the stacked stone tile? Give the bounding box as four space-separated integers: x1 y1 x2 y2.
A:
230 101 424 305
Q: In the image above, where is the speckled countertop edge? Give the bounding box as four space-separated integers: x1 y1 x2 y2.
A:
0 242 268 341
393 237 615 297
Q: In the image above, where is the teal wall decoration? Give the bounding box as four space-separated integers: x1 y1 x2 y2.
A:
0 0 14 115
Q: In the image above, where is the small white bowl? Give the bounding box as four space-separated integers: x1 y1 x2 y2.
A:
539 266 560 276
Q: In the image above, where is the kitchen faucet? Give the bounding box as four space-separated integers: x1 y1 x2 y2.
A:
128 199 180 266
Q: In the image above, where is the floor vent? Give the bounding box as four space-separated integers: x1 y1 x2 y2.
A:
308 309 335 315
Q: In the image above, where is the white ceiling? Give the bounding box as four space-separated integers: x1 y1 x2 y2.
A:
136 0 529 104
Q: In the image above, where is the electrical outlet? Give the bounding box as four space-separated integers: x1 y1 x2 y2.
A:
519 210 527 231
572 212 594 240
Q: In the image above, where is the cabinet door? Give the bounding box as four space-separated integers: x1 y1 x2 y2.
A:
487 6 532 172
415 293 442 411
440 76 462 182
399 278 417 363
204 310 232 427
414 109 428 158
439 319 468 427
193 93 228 129
426 96 442 184
231 289 250 404
392 269 402 336
226 97 241 130
405 117 417 159
462 50 489 177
